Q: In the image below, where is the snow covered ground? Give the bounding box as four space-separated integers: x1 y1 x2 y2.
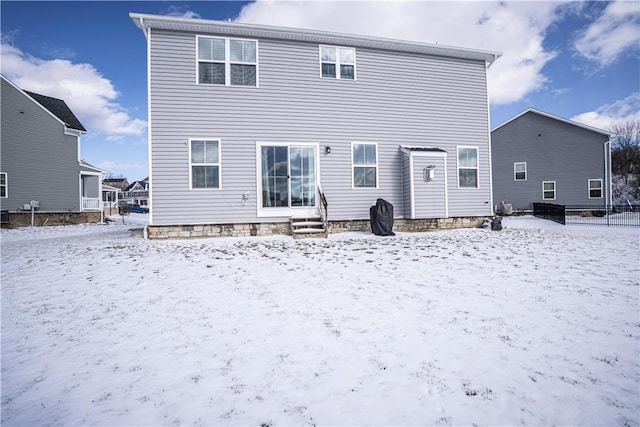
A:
1 215 638 426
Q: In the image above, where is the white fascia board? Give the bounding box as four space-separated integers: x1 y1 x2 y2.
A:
65 127 86 137
129 13 502 66
80 159 106 173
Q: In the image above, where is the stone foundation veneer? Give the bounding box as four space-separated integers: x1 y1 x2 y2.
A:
2 211 102 228
147 217 485 239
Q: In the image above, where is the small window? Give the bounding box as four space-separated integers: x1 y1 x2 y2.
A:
458 147 478 188
543 181 556 200
514 162 527 181
0 173 6 198
352 142 377 188
589 179 602 198
190 139 220 189
197 36 257 86
320 45 355 80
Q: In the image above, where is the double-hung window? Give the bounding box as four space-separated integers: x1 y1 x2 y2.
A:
588 179 602 198
198 36 257 86
457 147 479 188
190 139 220 189
514 162 527 181
0 172 6 198
542 181 556 200
352 142 377 188
320 45 355 80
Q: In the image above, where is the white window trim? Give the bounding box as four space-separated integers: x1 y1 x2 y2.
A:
0 172 7 198
319 45 356 80
456 146 479 189
351 142 379 189
514 162 527 181
542 181 556 200
588 179 603 199
402 149 449 219
189 138 222 190
196 35 259 87
255 141 320 218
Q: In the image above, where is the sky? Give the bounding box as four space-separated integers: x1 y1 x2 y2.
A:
1 1 639 182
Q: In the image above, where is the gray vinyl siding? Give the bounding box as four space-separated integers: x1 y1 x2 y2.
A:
0 78 83 212
491 112 609 211
149 28 493 225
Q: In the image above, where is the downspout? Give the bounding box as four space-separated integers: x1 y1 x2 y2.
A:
138 17 149 40
486 59 495 216
141 16 154 227
605 139 612 206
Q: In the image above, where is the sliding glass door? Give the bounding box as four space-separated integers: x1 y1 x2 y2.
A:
260 144 316 210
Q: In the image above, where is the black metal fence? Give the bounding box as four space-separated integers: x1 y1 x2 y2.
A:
533 203 565 224
533 202 640 227
565 204 640 227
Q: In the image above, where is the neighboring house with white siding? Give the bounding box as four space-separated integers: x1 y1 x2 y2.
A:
130 13 501 239
0 75 103 226
121 178 149 206
491 108 612 213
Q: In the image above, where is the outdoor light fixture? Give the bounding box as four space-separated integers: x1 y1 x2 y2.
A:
325 146 331 154
424 165 436 181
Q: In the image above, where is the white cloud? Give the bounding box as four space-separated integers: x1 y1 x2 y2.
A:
236 0 565 105
163 5 201 19
571 92 640 130
574 1 640 67
0 41 146 137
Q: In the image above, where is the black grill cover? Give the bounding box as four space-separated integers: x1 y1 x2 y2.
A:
370 198 395 236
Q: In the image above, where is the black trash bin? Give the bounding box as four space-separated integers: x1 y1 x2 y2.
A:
370 198 395 236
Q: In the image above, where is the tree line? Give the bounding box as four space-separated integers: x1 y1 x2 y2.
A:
610 120 640 203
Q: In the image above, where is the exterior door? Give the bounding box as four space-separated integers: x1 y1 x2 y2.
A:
412 155 447 218
260 144 317 214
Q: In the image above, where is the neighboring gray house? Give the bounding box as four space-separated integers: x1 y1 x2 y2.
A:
130 13 501 238
0 75 103 226
491 108 612 212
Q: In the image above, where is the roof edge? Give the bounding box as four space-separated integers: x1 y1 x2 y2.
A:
129 12 502 66
491 108 612 137
1 75 87 133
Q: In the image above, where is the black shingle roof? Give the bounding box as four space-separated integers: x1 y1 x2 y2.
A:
24 90 87 132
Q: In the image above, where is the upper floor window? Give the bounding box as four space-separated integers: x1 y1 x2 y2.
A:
457 147 478 188
352 142 377 188
588 179 602 198
190 139 220 189
320 45 355 80
0 173 6 198
543 181 556 200
197 36 257 86
514 162 527 181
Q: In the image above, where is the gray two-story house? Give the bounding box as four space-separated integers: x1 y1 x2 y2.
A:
0 75 103 226
491 108 612 213
130 13 501 238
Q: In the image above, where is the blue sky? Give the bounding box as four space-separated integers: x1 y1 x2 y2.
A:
2 1 639 181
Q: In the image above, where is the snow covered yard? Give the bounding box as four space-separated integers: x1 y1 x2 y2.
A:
1 216 638 426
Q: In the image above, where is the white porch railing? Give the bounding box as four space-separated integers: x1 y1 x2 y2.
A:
82 197 101 211
103 201 119 209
